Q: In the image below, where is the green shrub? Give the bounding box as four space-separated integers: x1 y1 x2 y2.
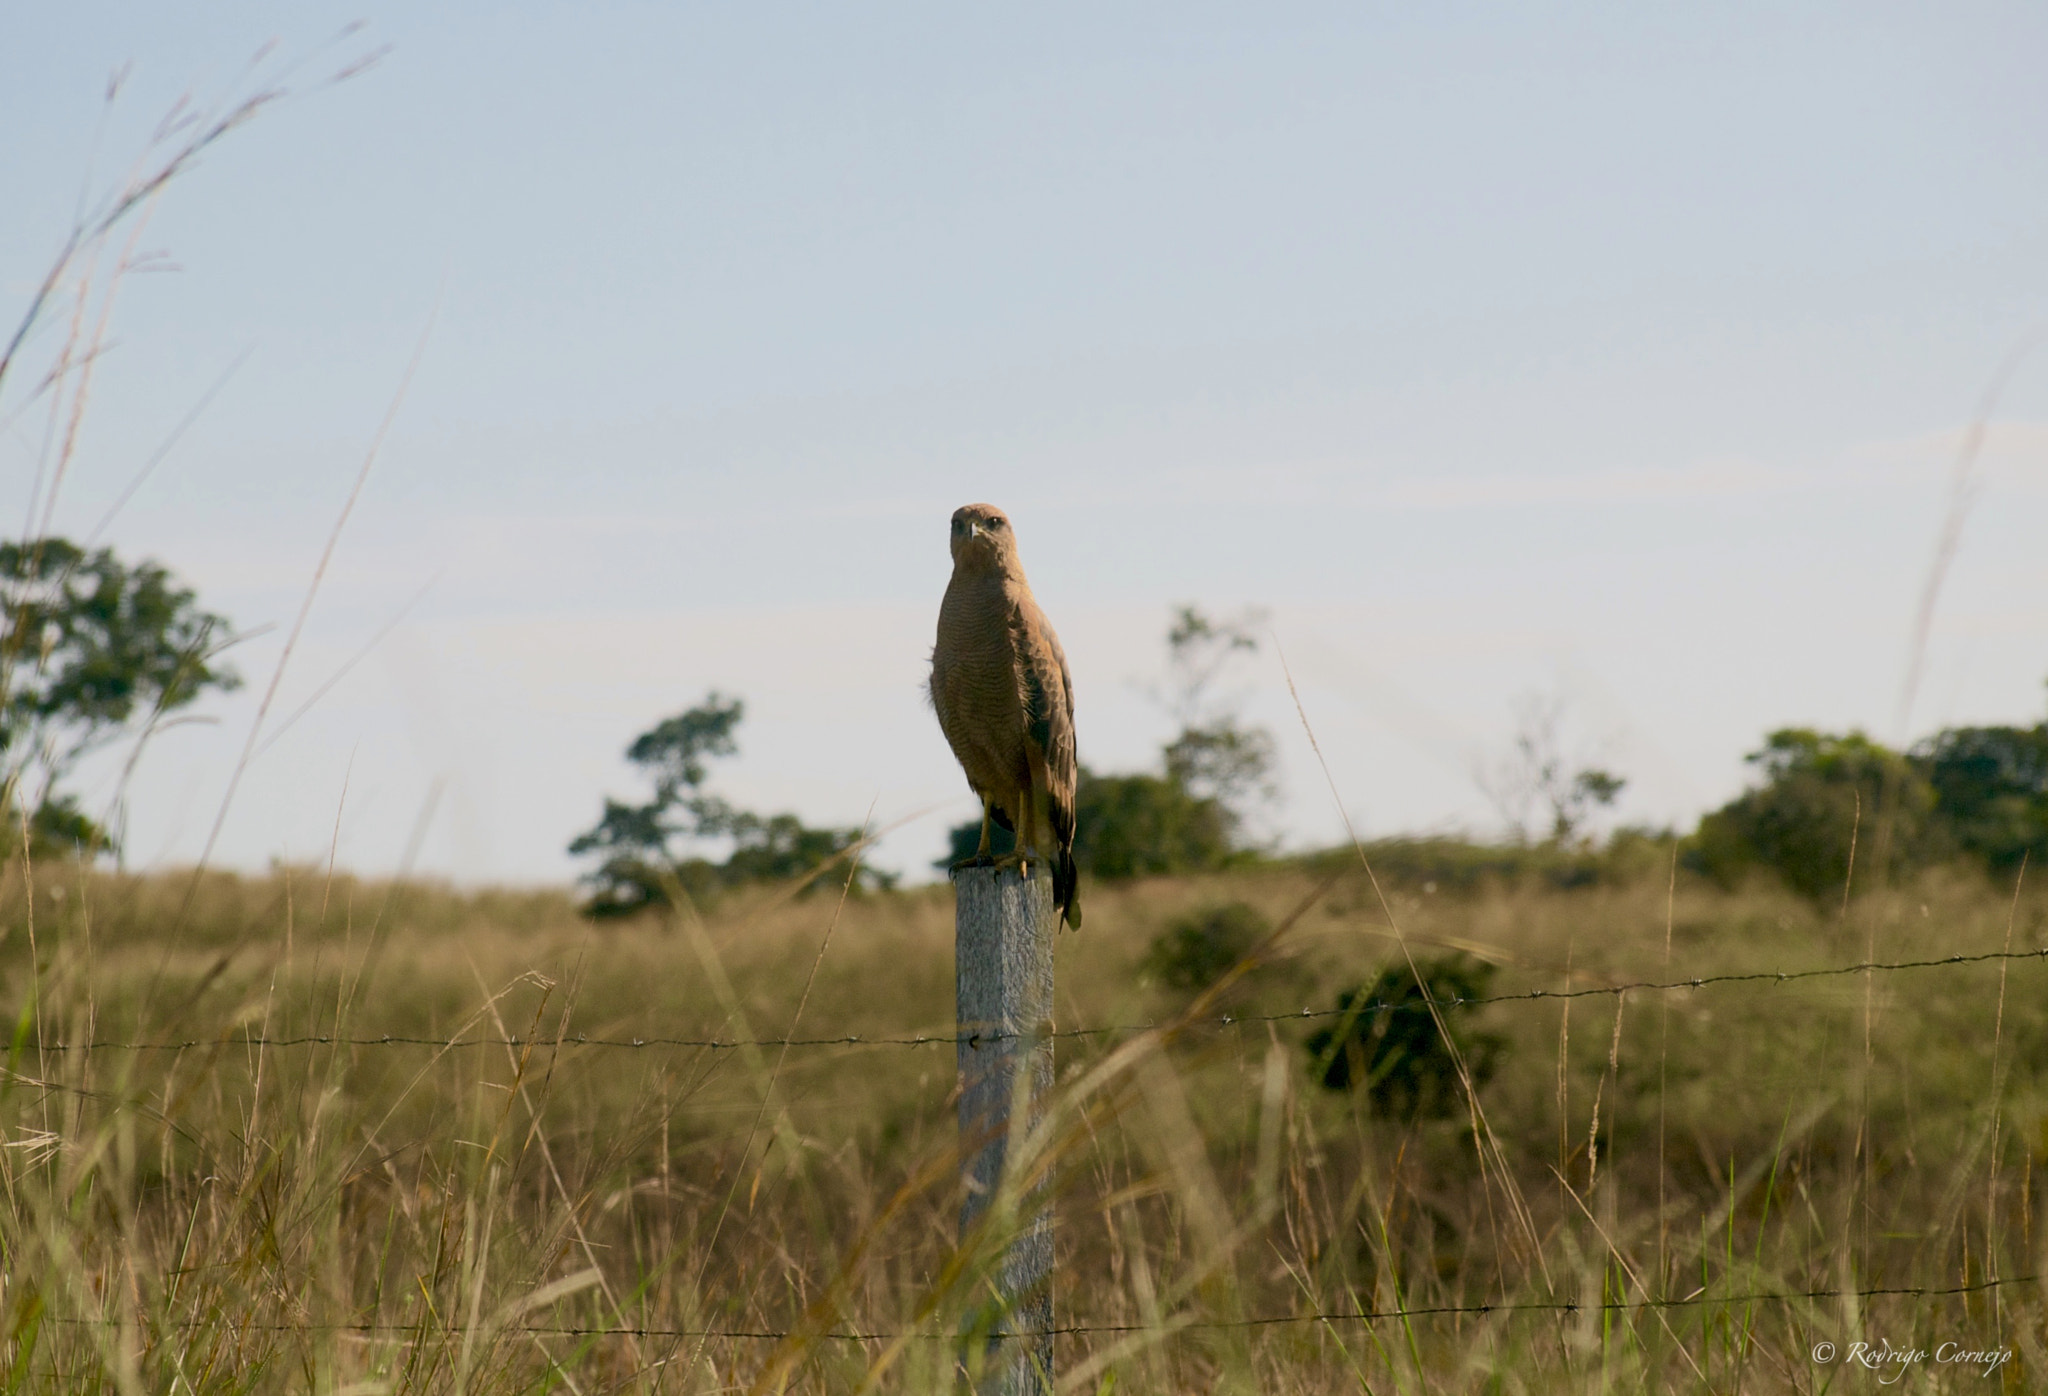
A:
1307 955 1502 1119
1143 900 1271 992
940 813 1016 867
1917 723 2048 874
1689 728 1937 899
1071 769 1234 877
1300 831 1679 893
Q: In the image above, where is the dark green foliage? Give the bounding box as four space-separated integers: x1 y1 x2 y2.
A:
1307 955 1502 1119
1688 703 2048 897
1163 722 1275 831
26 793 100 852
623 697 743 800
1915 723 2048 874
0 537 240 851
1300 839 1520 890
567 848 724 920
942 813 1016 867
1304 833 1677 893
571 692 890 917
1690 729 1937 900
1071 768 1235 878
703 803 871 885
1143 900 1272 992
1570 768 1627 819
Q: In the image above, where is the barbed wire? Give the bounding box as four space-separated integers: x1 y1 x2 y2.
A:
41 1273 2037 1341
26 943 2048 1055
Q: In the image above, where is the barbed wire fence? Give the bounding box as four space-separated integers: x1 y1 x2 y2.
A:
24 942 2048 1053
8 934 2043 1351
31 1274 2038 1341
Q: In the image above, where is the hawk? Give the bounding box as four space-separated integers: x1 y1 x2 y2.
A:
930 503 1081 930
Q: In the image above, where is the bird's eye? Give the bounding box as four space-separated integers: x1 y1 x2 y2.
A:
988 517 1004 529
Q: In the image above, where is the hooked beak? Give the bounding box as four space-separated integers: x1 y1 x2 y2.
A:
965 520 982 540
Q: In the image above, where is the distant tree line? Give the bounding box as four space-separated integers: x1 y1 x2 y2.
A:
579 611 2048 915
1689 718 2048 898
1333 712 2048 902
4 534 2036 917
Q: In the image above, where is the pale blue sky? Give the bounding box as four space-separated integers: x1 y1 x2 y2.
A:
5 3 2048 883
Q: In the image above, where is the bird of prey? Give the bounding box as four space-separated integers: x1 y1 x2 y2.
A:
930 503 1081 930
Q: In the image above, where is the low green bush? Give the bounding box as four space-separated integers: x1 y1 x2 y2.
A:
1143 900 1272 991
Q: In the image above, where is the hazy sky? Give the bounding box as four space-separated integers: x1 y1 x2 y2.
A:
5 3 2048 884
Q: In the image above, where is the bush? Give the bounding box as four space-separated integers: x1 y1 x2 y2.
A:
1916 723 2048 875
1689 729 1937 900
1298 830 1679 893
940 812 1016 867
1143 901 1271 992
1306 955 1502 1119
1071 769 1234 877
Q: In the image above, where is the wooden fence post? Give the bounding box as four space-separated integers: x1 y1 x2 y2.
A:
954 864 1055 1394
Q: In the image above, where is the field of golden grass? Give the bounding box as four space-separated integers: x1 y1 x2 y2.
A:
1 854 2044 1392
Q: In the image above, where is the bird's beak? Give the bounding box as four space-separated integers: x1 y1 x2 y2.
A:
966 521 982 539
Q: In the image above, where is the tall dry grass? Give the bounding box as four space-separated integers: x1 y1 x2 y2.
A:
11 44 2044 1394
1 854 2043 1392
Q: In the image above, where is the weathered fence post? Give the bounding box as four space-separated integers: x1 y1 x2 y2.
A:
954 864 1055 1394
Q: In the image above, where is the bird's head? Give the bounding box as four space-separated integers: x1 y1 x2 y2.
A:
948 503 1021 574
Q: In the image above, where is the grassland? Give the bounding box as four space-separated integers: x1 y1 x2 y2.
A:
1 852 2044 1392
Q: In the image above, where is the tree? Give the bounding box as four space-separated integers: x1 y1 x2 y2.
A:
1914 722 2048 875
570 692 888 916
0 538 240 852
1477 691 1626 845
1160 604 1278 836
569 694 744 914
1690 728 1937 899
1070 768 1234 877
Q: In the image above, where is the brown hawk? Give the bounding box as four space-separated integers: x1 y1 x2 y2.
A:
929 503 1081 929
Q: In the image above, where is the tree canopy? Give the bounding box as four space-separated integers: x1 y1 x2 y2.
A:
1689 714 2048 898
1476 691 1626 845
570 692 889 916
1918 722 2048 874
0 538 239 852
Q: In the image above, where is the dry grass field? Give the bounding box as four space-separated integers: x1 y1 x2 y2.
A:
1 852 2044 1392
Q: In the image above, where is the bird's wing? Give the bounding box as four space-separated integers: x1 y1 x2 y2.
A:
1019 601 1078 855
1022 604 1081 927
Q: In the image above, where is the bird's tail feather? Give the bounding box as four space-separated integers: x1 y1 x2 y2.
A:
1054 849 1081 931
